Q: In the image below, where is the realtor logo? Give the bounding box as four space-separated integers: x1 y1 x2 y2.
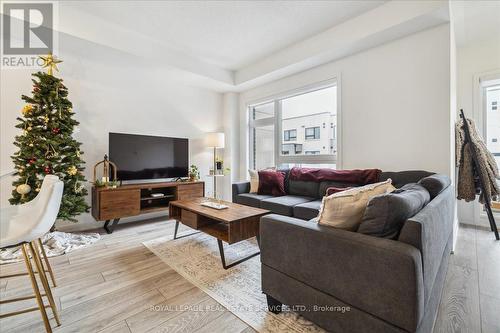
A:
1 1 58 68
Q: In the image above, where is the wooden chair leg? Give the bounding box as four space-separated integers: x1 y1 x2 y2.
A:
37 238 56 287
21 243 52 333
29 242 61 327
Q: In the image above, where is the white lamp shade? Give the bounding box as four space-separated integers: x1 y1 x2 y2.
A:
206 132 225 148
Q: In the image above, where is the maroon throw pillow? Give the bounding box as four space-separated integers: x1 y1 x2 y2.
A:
258 170 286 196
326 186 352 196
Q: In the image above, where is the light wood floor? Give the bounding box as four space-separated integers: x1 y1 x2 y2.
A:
434 224 500 333
0 219 499 333
0 218 254 333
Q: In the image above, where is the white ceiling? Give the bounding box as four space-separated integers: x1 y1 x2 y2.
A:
74 0 385 70
453 0 500 47
38 1 451 91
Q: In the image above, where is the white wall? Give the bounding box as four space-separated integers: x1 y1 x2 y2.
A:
1 34 223 232
238 24 453 180
221 93 240 201
456 39 500 226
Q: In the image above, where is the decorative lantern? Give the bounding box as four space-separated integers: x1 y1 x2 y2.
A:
93 154 117 184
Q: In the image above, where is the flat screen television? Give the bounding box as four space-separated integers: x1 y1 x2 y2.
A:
109 133 188 181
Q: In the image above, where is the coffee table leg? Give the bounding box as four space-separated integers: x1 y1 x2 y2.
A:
173 220 200 240
173 220 179 239
217 239 260 270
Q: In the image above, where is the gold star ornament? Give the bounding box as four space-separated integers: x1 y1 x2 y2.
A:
39 53 62 76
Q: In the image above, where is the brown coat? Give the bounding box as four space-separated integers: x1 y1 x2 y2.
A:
456 118 499 204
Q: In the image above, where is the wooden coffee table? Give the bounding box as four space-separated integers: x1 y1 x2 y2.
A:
169 197 270 269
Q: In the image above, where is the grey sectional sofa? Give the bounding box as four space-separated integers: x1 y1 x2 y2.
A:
232 170 455 333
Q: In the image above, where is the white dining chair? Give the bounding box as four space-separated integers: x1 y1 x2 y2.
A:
0 175 64 332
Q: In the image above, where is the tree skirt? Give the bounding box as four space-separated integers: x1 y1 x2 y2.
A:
143 229 324 333
0 231 100 264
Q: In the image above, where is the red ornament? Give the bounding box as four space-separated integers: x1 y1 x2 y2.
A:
44 166 52 174
33 87 40 93
29 157 37 164
52 127 60 134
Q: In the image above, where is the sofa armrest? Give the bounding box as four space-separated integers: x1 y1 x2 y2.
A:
232 181 250 203
260 214 424 332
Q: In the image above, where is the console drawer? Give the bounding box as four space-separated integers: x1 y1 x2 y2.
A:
177 183 204 200
100 189 140 220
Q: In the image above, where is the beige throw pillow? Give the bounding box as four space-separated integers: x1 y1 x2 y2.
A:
248 169 259 193
318 179 395 231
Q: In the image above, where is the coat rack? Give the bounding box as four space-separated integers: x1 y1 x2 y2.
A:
460 109 499 240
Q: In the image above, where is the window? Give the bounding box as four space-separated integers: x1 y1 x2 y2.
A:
305 127 320 140
248 83 338 169
485 83 500 169
249 102 275 169
283 129 297 141
282 143 302 155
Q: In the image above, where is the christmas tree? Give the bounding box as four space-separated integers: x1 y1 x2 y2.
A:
10 54 89 222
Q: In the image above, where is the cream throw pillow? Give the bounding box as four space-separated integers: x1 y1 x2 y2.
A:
248 169 259 193
318 179 395 231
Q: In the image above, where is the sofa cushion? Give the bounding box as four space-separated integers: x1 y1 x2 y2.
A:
326 186 353 196
318 180 395 231
293 200 322 220
261 195 316 216
379 170 434 188
277 168 291 193
418 174 451 199
248 169 259 193
235 193 273 208
258 170 286 196
318 181 356 197
289 180 319 198
357 183 430 239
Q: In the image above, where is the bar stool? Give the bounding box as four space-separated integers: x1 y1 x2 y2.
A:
0 175 64 332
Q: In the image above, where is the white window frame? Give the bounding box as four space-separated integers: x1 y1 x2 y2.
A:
472 70 500 226
247 77 341 168
248 101 276 170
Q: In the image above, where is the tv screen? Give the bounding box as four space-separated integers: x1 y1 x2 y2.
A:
109 133 188 181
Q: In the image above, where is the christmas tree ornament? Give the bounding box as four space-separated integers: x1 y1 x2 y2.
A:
16 183 31 199
21 105 33 116
39 53 62 76
35 187 40 192
44 166 52 174
74 182 83 193
29 157 37 164
52 127 60 134
44 114 49 123
27 126 32 131
67 165 78 176
29 142 34 147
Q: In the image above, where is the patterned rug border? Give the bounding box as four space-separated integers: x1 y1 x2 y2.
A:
142 231 268 332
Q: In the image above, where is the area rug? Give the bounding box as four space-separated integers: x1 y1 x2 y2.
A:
0 231 101 264
143 228 324 333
